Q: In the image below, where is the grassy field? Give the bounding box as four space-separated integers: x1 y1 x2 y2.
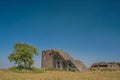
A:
0 69 120 80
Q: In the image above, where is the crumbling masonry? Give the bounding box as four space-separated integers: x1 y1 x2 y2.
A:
41 49 88 72
91 62 120 70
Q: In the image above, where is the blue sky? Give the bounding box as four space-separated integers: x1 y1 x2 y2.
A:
0 0 120 68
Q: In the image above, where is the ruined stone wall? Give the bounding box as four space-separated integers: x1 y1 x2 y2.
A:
91 62 120 70
41 49 88 72
53 52 65 69
53 53 77 70
41 51 54 68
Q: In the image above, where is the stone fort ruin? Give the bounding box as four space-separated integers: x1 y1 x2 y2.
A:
41 49 88 72
91 62 120 70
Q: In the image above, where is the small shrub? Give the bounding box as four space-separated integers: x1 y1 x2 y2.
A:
9 66 17 70
31 67 45 73
45 68 62 71
68 67 77 72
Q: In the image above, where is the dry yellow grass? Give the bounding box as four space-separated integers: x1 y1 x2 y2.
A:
0 69 120 80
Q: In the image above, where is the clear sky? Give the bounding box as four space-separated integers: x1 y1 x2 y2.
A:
0 0 120 68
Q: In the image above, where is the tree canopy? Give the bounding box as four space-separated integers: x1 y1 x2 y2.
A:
8 42 39 69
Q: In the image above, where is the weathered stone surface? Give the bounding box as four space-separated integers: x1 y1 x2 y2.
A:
91 62 120 70
41 49 89 72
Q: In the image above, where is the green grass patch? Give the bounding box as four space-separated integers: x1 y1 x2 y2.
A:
8 66 45 73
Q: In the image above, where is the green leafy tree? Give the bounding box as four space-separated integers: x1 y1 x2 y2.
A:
8 42 39 69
